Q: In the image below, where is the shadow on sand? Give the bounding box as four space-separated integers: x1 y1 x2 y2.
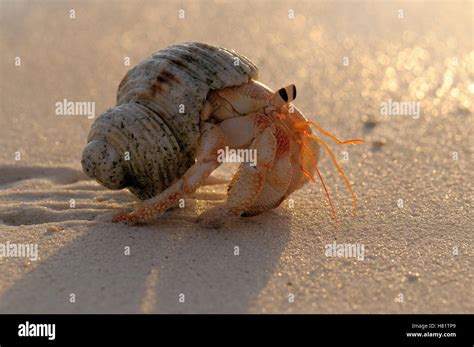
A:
0 166 291 313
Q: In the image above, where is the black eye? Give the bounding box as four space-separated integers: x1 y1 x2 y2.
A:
278 88 289 102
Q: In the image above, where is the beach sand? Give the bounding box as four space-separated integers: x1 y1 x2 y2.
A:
0 0 472 313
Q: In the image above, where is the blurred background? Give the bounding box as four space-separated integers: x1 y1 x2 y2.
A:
1 0 472 165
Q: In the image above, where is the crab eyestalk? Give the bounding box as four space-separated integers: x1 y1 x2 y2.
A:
271 84 297 107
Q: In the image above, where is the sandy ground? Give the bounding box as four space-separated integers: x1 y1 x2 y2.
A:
0 1 472 313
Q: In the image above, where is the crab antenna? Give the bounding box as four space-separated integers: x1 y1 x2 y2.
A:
299 138 338 223
296 139 316 184
293 120 364 145
306 133 358 212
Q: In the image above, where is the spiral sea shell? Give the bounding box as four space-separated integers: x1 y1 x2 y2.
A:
81 42 258 199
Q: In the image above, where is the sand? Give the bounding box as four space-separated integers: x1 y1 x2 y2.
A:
0 1 472 313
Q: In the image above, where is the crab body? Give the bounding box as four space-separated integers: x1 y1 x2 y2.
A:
203 80 317 209
206 80 295 121
82 42 362 226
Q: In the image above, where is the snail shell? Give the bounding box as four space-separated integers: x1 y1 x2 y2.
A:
82 42 258 199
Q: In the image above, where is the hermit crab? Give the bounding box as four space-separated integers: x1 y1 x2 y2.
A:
81 42 363 225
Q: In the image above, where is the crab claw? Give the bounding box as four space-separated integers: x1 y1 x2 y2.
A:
240 124 293 216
